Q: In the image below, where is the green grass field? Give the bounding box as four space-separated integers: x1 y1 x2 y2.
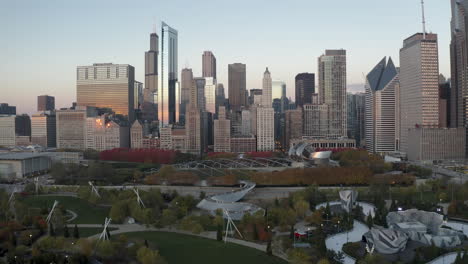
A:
20 195 109 224
78 227 118 237
125 231 286 264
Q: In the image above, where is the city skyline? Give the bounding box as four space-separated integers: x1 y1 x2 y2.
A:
2 0 451 115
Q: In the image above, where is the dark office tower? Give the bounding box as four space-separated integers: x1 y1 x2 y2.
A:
215 83 226 116
142 32 159 122
158 22 178 128
450 0 468 128
295 73 315 107
228 63 246 111
15 114 31 137
439 74 450 128
348 93 365 148
145 33 159 94
0 103 16 115
202 51 216 79
37 95 55 112
180 68 193 124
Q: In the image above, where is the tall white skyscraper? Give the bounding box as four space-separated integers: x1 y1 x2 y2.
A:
204 77 216 114
318 50 347 138
399 33 439 153
261 68 272 107
365 57 399 154
257 68 275 151
158 22 178 129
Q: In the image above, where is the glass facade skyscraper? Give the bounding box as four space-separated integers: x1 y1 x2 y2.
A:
158 22 178 129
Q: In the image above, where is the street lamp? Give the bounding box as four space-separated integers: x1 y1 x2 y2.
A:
29 234 32 245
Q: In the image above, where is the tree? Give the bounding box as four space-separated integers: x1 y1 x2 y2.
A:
294 200 309 219
287 248 311 264
289 225 295 239
199 191 206 200
49 223 55 237
63 225 70 238
357 254 390 264
133 170 144 183
266 239 272 256
73 224 79 239
216 224 223 241
137 246 166 264
317 259 330 264
389 199 397 212
366 214 374 228
253 224 259 240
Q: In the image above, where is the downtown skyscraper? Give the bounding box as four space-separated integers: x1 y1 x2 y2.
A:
202 51 216 79
295 73 315 107
228 63 247 111
450 0 468 128
365 57 399 154
76 63 135 121
142 32 158 122
318 50 347 138
399 33 439 153
256 68 275 151
157 22 178 129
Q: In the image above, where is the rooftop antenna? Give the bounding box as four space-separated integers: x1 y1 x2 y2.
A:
133 188 145 208
223 209 243 243
98 217 112 241
421 0 426 39
46 200 59 224
88 181 100 198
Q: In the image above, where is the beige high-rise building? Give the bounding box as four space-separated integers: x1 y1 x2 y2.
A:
180 68 193 124
285 108 303 148
214 106 231 152
56 109 87 150
77 63 135 121
31 112 56 148
130 120 144 149
318 50 347 138
303 104 329 138
399 33 439 153
202 51 216 79
257 68 275 151
407 127 465 161
159 126 173 150
0 115 16 147
228 63 247 111
85 115 129 151
185 80 202 155
365 57 399 154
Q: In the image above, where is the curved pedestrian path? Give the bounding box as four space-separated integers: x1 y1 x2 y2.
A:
315 201 375 264
196 181 263 220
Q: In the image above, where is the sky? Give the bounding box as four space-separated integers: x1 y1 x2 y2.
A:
1 0 451 115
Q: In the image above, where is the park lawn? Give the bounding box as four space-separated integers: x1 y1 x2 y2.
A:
20 195 109 224
125 231 287 264
78 227 118 237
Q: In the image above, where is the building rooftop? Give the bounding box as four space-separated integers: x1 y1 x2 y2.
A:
0 152 48 160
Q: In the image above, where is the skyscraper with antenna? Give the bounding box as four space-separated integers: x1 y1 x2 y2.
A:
141 30 159 122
